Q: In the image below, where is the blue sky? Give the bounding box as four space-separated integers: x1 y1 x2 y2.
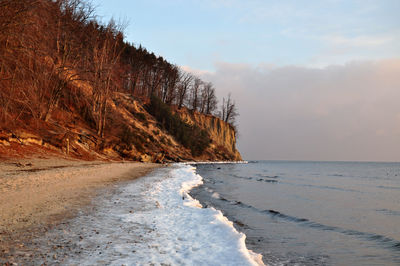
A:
92 0 400 161
93 0 399 71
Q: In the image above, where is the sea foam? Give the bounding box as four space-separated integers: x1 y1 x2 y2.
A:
60 164 263 265
122 164 264 265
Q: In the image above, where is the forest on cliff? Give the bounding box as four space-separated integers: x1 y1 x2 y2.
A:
0 0 241 161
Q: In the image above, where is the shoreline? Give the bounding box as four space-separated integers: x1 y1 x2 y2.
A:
0 157 160 263
19 163 263 265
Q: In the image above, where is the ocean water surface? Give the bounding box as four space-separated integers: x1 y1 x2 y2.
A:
190 161 400 266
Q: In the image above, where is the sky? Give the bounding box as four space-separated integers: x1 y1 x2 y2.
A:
92 0 400 161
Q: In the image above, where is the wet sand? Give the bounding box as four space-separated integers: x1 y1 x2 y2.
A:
0 158 159 263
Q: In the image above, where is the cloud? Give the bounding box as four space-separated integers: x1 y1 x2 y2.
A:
322 35 394 48
181 65 212 76
306 32 400 67
190 58 400 161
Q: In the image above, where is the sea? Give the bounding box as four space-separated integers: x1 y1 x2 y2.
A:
21 161 400 265
190 161 400 266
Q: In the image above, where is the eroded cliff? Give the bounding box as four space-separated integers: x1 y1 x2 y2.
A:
0 91 241 163
178 110 242 161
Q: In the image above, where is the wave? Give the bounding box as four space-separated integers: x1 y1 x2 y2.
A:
231 174 279 183
294 183 360 193
231 173 366 193
376 208 400 217
175 165 264 265
219 197 400 252
136 164 263 265
256 173 279 179
377 185 400 191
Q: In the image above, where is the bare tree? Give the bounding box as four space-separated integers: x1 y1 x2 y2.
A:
189 77 202 111
89 21 124 137
146 61 164 97
199 86 207 113
41 0 95 122
0 0 40 124
176 71 193 109
203 82 218 115
220 93 238 125
123 45 145 97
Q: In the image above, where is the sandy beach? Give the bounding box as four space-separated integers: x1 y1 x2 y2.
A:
0 158 159 263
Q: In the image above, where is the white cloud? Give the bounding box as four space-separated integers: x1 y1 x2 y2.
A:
181 65 212 76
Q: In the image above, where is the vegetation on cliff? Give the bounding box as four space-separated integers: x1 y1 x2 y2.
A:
0 0 241 162
147 96 211 156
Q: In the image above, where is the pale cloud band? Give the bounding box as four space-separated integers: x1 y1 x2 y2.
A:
191 58 400 161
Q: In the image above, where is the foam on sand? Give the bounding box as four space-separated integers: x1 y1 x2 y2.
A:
122 164 264 265
55 164 263 265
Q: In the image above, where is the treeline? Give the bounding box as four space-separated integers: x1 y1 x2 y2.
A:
0 0 238 138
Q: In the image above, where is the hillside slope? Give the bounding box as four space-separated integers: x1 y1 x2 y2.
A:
0 90 241 162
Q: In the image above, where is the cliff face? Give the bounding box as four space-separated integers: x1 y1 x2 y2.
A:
0 91 242 163
178 110 242 161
